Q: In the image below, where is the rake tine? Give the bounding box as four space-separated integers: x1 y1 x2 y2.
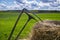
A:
32 13 43 22
15 12 36 40
8 9 24 40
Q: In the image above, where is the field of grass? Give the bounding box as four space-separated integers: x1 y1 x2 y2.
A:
0 12 60 40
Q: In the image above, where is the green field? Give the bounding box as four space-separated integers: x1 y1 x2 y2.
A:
0 12 60 40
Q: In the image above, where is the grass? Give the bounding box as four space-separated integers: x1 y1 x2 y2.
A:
0 11 60 40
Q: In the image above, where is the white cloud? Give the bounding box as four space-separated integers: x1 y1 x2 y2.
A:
38 2 50 7
57 0 60 3
17 0 59 10
0 0 60 10
0 3 6 7
58 6 60 10
6 1 24 10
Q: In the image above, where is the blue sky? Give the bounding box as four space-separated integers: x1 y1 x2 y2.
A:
0 0 60 10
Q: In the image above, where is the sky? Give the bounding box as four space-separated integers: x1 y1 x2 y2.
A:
0 0 60 10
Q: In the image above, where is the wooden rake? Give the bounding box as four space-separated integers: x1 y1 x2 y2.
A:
8 8 43 40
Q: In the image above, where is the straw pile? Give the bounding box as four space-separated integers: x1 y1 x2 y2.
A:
30 20 60 40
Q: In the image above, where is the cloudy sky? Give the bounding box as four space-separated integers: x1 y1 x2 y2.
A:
0 0 60 10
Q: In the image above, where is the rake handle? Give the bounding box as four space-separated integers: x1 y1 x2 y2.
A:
15 17 31 40
8 10 23 40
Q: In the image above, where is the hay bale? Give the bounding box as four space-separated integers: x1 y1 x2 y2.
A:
30 20 60 40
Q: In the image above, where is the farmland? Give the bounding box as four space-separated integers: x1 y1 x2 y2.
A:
0 11 60 40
